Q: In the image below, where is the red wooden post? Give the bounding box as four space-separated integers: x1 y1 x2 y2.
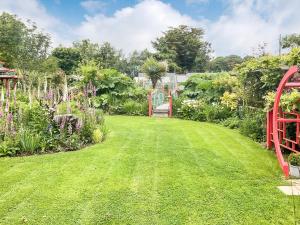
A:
13 79 17 107
148 91 152 117
168 90 172 118
297 114 300 144
266 109 273 149
272 66 299 177
4 79 10 113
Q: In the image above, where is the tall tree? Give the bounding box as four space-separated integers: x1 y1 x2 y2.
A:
52 47 81 75
282 34 300 49
73 40 125 72
96 42 122 69
125 49 153 77
0 12 50 70
152 25 211 72
73 39 99 62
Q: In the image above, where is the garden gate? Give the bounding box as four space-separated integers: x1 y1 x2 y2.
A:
148 89 173 117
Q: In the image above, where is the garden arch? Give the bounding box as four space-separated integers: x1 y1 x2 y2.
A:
0 61 18 116
266 66 300 177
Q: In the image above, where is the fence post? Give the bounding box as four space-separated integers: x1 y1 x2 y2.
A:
148 90 152 117
266 109 273 149
168 90 172 118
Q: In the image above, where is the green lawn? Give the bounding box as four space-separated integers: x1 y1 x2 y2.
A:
0 116 299 225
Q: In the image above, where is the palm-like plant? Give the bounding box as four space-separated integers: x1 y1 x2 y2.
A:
142 58 167 89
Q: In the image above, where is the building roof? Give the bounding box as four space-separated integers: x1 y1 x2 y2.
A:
0 75 18 80
0 67 10 72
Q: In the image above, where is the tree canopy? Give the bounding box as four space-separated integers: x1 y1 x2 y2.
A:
52 47 81 75
0 12 51 70
282 34 300 49
208 55 243 72
152 25 211 73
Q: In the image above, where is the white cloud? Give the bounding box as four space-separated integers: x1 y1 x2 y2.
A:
0 0 73 47
76 0 202 54
2 0 300 56
80 0 106 13
207 0 300 56
76 0 300 56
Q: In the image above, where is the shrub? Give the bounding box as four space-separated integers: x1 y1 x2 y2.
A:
61 133 82 151
203 104 232 122
20 103 50 133
288 153 300 166
80 114 98 143
177 99 206 121
0 137 19 156
221 117 241 129
19 129 41 154
92 129 103 143
239 110 265 142
100 124 109 142
121 100 147 116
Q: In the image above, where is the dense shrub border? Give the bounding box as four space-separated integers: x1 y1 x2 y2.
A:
0 97 108 157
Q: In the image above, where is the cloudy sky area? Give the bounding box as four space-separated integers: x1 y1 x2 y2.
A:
1 0 300 56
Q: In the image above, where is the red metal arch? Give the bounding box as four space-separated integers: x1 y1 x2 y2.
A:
267 66 300 177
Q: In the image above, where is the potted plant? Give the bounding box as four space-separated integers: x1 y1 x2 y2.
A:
288 153 300 177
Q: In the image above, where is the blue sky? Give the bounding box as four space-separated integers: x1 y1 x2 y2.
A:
1 0 300 56
39 0 226 25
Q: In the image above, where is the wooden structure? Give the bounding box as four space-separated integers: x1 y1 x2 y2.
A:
266 66 300 177
148 89 173 117
0 61 18 115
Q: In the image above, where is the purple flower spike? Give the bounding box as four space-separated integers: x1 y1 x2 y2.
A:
93 85 96 96
60 116 67 131
75 119 82 132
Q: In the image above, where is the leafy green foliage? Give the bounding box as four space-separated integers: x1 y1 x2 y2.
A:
152 25 211 72
220 91 238 110
100 124 109 142
239 109 265 142
52 47 81 75
124 49 153 77
19 103 50 133
0 12 50 70
235 55 282 107
182 72 237 103
120 100 147 116
78 63 148 114
203 104 232 122
0 97 107 157
221 116 241 129
92 129 103 144
19 129 41 154
288 153 300 166
174 99 232 122
282 34 300 49
208 55 243 72
264 89 300 112
0 137 19 157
